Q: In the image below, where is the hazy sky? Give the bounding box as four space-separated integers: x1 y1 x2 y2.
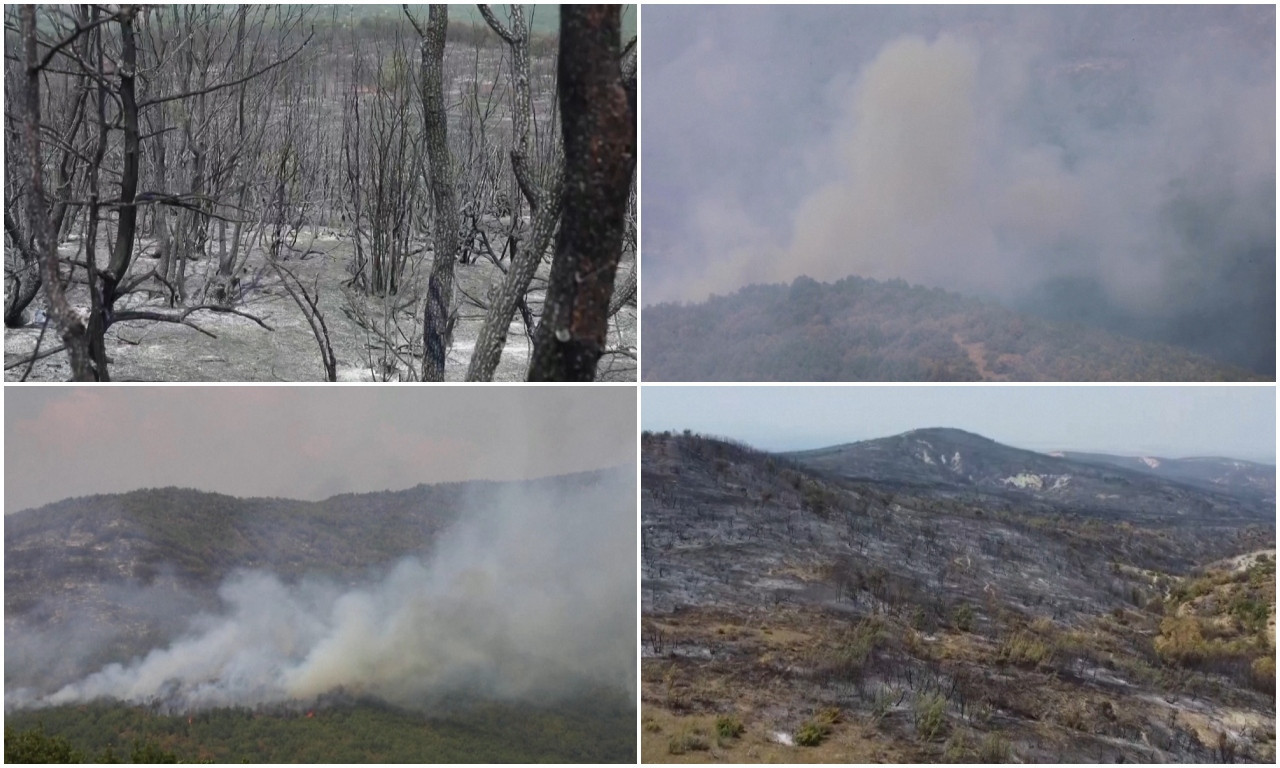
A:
5 387 635 512
642 5 1275 373
642 386 1276 464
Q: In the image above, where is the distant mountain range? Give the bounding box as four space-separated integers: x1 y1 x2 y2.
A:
786 427 1275 526
642 275 1265 381
1056 450 1276 504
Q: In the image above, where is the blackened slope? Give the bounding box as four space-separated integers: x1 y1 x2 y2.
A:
4 469 626 623
642 275 1263 381
642 431 1262 622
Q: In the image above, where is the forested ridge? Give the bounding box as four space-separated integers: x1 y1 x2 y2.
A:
5 692 636 763
642 275 1262 382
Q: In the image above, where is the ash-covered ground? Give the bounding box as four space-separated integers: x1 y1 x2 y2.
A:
641 431 1275 763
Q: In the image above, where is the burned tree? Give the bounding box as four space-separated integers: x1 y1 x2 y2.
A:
465 4 563 382
7 5 311 380
19 5 94 379
4 5 636 381
405 4 460 382
527 5 636 381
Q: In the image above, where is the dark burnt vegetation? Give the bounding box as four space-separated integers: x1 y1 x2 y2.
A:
640 430 1276 762
5 5 636 381
641 275 1263 382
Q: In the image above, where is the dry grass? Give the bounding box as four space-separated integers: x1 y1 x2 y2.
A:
640 706 909 764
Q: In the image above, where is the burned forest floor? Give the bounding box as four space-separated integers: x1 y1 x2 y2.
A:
4 228 636 382
640 432 1276 763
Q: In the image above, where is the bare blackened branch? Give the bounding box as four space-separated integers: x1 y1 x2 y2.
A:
113 304 275 333
137 29 314 108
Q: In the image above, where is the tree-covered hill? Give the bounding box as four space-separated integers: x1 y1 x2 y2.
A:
642 275 1264 381
5 691 636 763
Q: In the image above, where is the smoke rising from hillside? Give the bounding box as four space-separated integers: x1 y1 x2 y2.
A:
644 5 1275 373
6 477 635 711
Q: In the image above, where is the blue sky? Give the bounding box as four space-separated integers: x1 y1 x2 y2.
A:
642 386 1276 464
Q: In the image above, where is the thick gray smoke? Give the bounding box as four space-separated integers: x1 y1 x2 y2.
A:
644 5 1275 373
7 477 635 711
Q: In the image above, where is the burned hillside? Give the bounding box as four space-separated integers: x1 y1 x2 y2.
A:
640 430 1275 763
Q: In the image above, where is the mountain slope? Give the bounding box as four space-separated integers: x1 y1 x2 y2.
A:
5 469 634 703
642 275 1265 381
640 430 1275 763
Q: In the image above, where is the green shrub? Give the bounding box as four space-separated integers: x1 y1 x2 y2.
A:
814 619 883 681
1246 554 1275 582
870 689 895 722
815 707 842 725
1 725 179 764
1230 595 1270 633
952 603 975 633
801 482 834 517
4 725 85 763
128 739 178 763
715 715 744 740
914 692 948 741
794 720 829 747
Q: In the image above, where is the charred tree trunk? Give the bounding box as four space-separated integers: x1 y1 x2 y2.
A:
3 213 43 327
84 5 112 379
466 5 561 381
21 5 94 379
98 5 141 341
466 166 562 381
6 7 93 328
215 5 249 292
411 4 460 381
527 5 636 381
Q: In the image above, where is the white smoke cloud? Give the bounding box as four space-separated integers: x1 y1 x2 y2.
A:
10 476 635 711
773 29 1274 310
644 6 1275 372
786 35 998 292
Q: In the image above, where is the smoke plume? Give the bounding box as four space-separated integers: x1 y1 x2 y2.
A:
644 5 1275 373
6 475 635 711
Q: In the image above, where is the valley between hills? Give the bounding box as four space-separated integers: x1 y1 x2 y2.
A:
640 429 1275 763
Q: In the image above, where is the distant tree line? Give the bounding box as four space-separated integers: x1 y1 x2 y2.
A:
642 275 1259 382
